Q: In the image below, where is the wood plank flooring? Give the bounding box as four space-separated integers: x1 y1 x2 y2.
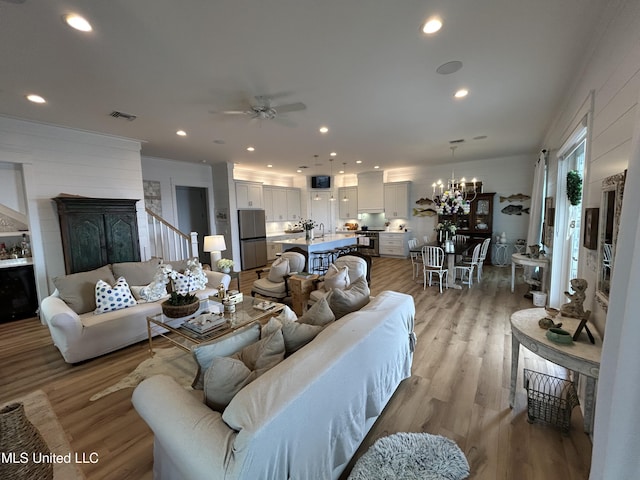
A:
0 258 592 479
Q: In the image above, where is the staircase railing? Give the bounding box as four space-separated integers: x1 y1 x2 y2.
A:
146 208 199 261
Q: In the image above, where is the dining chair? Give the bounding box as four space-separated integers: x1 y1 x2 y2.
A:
452 234 469 245
423 234 431 244
421 246 448 293
603 243 612 279
455 243 481 288
408 238 423 279
476 237 491 281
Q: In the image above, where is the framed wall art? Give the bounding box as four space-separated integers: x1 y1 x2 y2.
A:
583 207 599 250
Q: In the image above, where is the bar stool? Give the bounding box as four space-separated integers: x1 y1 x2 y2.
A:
312 250 332 274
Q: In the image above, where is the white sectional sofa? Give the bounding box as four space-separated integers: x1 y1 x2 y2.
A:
40 259 231 363
132 290 415 480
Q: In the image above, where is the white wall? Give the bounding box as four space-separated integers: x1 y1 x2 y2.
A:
385 154 535 257
0 115 145 300
535 1 640 476
0 162 27 213
541 0 640 334
141 155 217 240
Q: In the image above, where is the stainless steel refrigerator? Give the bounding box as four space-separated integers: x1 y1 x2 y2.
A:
238 209 267 270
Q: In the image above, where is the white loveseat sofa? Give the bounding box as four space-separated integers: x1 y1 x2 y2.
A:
132 290 415 480
40 259 231 363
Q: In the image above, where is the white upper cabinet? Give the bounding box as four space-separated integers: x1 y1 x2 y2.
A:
286 189 301 221
236 181 264 209
338 187 358 218
262 186 302 221
357 172 384 213
384 182 411 219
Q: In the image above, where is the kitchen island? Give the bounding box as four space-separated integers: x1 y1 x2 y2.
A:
273 233 361 272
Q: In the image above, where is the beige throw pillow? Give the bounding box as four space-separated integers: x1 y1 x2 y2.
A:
203 357 257 411
203 329 285 411
267 256 290 283
298 296 335 327
111 258 162 286
281 320 324 354
327 275 370 319
261 317 283 338
53 265 116 315
324 264 350 290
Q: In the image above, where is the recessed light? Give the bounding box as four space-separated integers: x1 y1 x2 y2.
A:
267 164 273 168
26 94 46 104
63 14 93 32
330 152 337 156
339 169 344 174
374 165 380 169
421 17 442 34
356 160 362 164
247 146 255 152
319 126 329 134
296 169 302 173
176 130 187 136
454 89 469 98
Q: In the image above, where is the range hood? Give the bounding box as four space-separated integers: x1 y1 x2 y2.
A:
357 171 384 214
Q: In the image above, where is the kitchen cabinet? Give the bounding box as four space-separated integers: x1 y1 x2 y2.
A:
338 187 358 218
54 197 141 274
266 241 283 261
236 181 263 209
379 232 410 257
384 182 410 219
357 172 384 213
438 192 495 264
286 189 301 221
264 186 302 221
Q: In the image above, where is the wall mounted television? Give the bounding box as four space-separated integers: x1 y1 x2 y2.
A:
311 175 331 189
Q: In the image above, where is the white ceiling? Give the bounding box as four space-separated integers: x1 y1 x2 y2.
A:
0 0 606 177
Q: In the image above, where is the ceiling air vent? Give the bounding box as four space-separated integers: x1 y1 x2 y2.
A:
449 138 465 144
110 111 137 121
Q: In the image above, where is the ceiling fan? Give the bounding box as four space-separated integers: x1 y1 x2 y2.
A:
212 94 306 123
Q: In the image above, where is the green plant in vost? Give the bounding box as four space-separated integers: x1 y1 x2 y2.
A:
567 170 583 206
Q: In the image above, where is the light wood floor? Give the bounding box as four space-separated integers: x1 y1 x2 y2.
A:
0 258 592 479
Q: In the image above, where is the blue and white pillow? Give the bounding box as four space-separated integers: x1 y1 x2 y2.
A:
94 277 137 314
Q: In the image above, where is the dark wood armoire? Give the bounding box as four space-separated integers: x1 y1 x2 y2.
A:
54 196 141 274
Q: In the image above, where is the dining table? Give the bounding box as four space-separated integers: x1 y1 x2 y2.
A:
410 241 471 290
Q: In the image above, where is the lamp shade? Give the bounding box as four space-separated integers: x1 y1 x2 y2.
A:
203 235 226 253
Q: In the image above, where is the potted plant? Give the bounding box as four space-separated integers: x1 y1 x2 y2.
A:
295 218 317 241
159 259 207 318
217 258 234 273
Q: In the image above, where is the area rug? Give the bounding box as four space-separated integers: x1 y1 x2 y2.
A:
1 390 85 480
90 347 197 401
348 432 470 480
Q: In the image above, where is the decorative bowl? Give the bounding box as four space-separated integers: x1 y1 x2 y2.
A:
161 299 199 318
545 307 560 318
546 327 573 345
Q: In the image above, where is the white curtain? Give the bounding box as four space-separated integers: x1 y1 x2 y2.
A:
526 149 547 246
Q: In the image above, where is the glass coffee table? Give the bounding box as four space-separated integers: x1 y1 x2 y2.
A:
146 296 284 354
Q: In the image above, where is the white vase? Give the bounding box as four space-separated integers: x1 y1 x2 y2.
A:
306 229 314 241
221 267 231 274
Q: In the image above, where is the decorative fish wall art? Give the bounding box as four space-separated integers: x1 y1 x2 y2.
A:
499 193 531 202
501 205 530 215
413 207 437 217
415 197 434 205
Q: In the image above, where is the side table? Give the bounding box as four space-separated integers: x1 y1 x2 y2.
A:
510 308 601 433
289 274 319 315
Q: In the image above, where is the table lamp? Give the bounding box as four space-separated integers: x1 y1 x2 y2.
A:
203 235 226 269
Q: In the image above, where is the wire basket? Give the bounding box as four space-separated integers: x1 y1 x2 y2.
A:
523 369 579 434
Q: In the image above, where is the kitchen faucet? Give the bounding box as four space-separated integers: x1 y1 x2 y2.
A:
319 223 325 239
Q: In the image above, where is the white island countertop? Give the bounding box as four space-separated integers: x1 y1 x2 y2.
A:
272 233 360 247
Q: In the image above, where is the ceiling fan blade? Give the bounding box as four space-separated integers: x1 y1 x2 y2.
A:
273 102 306 113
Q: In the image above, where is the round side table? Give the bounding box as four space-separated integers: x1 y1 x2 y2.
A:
494 243 511 267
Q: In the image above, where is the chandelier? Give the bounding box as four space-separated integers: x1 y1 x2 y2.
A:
432 146 478 215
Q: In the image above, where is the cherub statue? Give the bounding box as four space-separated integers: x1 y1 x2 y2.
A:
560 278 588 318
